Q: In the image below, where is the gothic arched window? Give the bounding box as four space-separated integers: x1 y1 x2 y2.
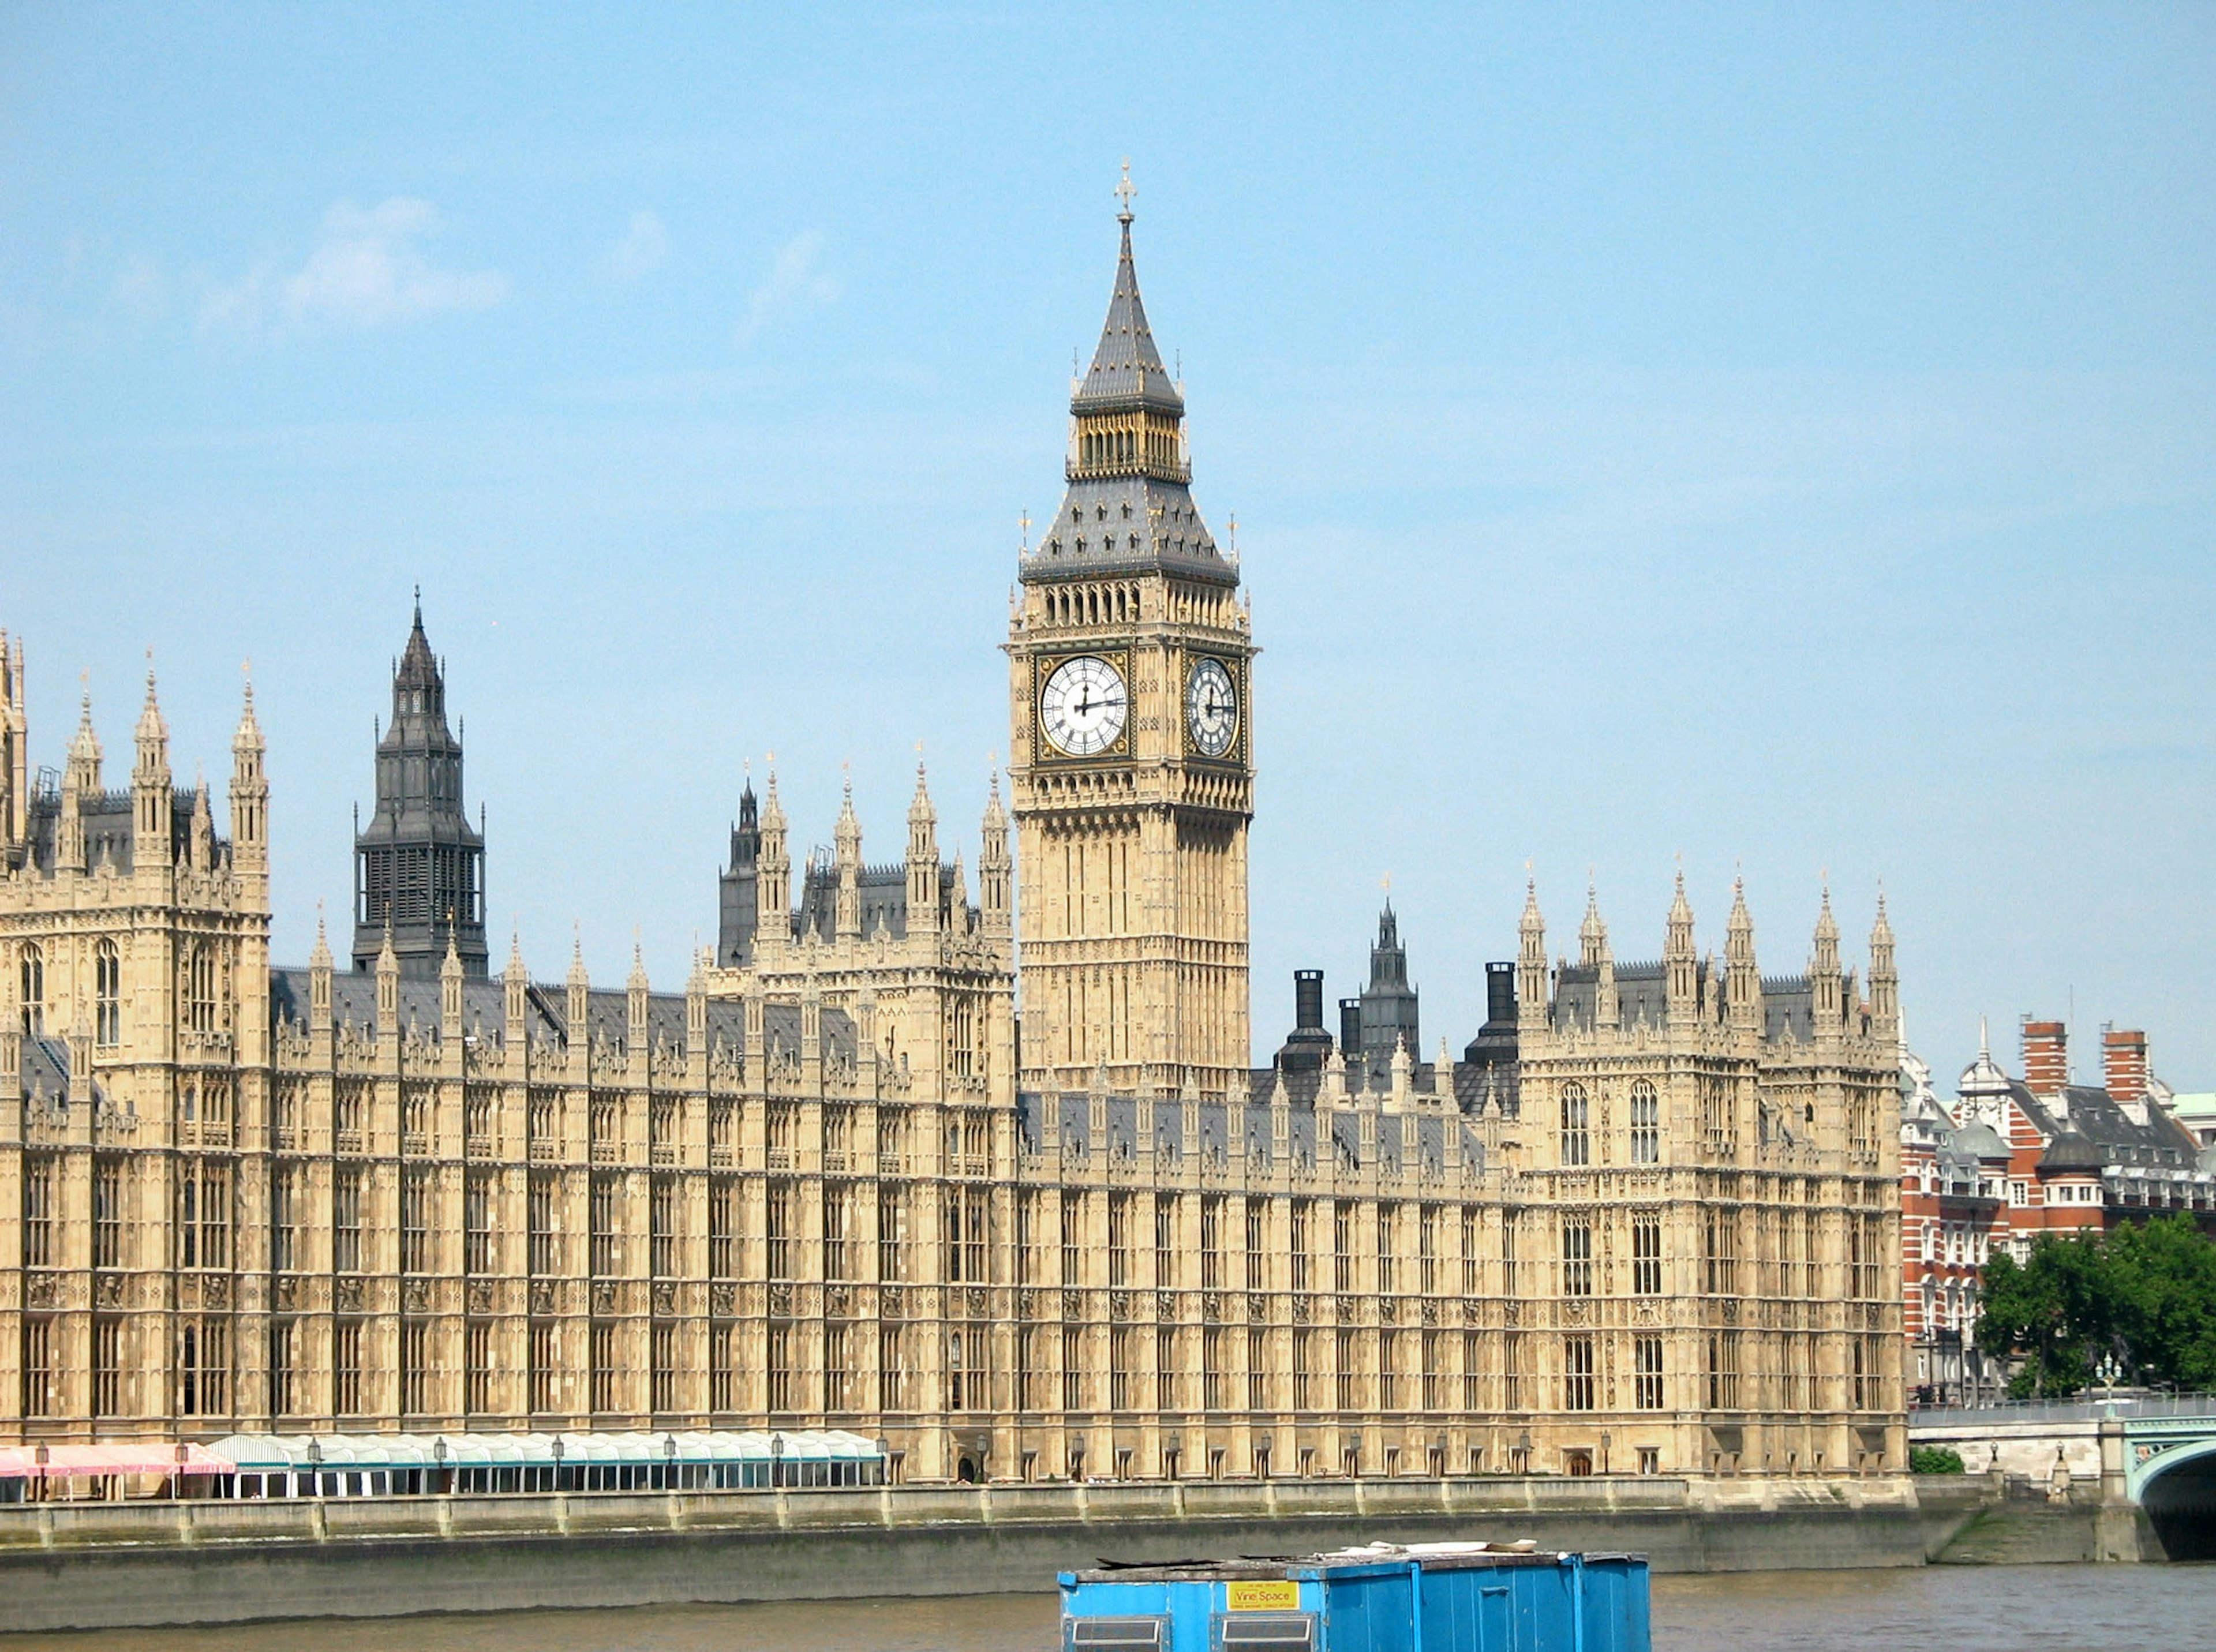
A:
18 943 43 1036
95 939 121 1046
1629 1079 1660 1164
1559 1082 1590 1166
185 942 217 1035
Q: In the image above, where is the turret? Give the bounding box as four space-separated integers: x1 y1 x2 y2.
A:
187 772 215 871
1811 886 1842 1027
566 931 589 1060
834 775 862 943
375 923 400 1041
1578 881 1606 968
230 673 268 876
1516 878 1548 1036
1868 891 1898 1040
1725 877 1761 1035
906 762 940 938
755 769 790 963
309 909 334 1033
1583 882 1618 1031
131 659 172 864
1664 871 1697 1028
0 631 25 858
717 777 761 967
351 597 486 976
440 930 465 1042
59 688 100 873
627 943 649 1053
979 770 1010 941
504 930 527 1048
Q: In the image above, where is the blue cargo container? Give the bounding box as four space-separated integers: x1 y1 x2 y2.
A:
1059 1542 1649 1652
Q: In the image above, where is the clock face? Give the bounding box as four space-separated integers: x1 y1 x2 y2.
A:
1040 654 1128 757
1186 657 1238 758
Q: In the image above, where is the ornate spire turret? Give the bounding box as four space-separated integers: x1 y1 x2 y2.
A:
440 927 465 1037
906 760 940 937
0 631 25 859
566 927 590 1045
1517 874 1548 1035
755 765 790 961
834 770 862 942
132 655 173 858
627 942 649 1046
353 597 485 976
230 669 268 871
1869 887 1899 1039
1578 879 1607 969
310 907 334 1030
1665 869 1698 1026
504 928 527 1040
1725 876 1761 1033
1811 883 1843 1026
1022 168 1228 587
979 767 1010 940
58 684 99 872
1584 881 1618 1031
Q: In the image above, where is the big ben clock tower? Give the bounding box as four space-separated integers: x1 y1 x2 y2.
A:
1008 173 1255 1101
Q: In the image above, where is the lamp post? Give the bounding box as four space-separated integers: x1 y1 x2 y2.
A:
769 1431 784 1490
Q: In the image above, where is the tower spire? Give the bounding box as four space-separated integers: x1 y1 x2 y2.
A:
354 597 486 977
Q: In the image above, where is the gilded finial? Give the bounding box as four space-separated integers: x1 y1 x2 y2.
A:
1115 160 1136 222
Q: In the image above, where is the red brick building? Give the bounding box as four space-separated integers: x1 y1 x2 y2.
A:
1901 1019 2215 1404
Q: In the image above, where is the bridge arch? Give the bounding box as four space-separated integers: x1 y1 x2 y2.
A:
2135 1434 2216 1562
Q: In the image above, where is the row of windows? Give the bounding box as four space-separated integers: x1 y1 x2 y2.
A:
16 939 212 1043
29 1314 1893 1424
1558 1080 1661 1166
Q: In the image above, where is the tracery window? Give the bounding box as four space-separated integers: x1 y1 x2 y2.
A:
18 943 42 1035
95 939 121 1045
1561 1220 1593 1296
184 941 217 1034
1629 1079 1660 1164
1559 1082 1591 1166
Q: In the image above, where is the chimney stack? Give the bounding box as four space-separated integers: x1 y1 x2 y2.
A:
1484 961 1517 1032
1339 998 1362 1070
1294 970 1326 1036
2102 1027 2148 1106
2022 1018 2068 1096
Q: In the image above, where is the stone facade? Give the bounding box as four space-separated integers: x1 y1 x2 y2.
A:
0 200 1907 1482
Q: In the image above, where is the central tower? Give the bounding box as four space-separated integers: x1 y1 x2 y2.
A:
1008 184 1254 1100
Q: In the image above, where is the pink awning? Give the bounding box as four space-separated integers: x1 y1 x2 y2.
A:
0 1443 232 1477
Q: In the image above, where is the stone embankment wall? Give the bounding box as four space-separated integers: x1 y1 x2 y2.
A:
0 1473 1964 1634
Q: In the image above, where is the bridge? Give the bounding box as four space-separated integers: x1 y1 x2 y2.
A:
1909 1393 2216 1560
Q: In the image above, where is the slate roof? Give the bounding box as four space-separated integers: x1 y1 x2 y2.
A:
2005 1078 2202 1170
1072 216 1183 415
267 965 757 1060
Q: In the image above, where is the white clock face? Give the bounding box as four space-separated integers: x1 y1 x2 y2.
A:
1040 654 1128 757
1186 657 1238 758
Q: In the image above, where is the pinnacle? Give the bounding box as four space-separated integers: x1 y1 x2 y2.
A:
1072 200 1182 416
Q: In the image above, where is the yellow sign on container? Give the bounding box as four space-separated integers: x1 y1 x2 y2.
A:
1226 1580 1301 1612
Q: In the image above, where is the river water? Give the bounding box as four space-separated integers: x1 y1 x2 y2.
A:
0 1564 2205 1649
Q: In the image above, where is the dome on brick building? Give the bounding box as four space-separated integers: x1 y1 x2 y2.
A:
2039 1130 2105 1174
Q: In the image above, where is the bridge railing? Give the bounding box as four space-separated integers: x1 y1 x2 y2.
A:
1910 1391 2216 1426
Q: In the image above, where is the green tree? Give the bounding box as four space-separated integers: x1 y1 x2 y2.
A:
1975 1217 2216 1397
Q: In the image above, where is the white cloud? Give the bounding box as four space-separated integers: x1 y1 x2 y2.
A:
201 198 508 335
735 231 838 343
602 210 669 282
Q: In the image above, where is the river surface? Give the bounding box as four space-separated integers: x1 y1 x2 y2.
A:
1 1564 2207 1649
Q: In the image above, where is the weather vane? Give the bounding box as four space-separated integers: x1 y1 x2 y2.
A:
1116 160 1136 220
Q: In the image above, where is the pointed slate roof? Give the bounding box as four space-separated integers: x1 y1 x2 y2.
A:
1073 212 1184 415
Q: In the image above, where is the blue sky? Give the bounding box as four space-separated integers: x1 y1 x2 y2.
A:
3 5 2211 1091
